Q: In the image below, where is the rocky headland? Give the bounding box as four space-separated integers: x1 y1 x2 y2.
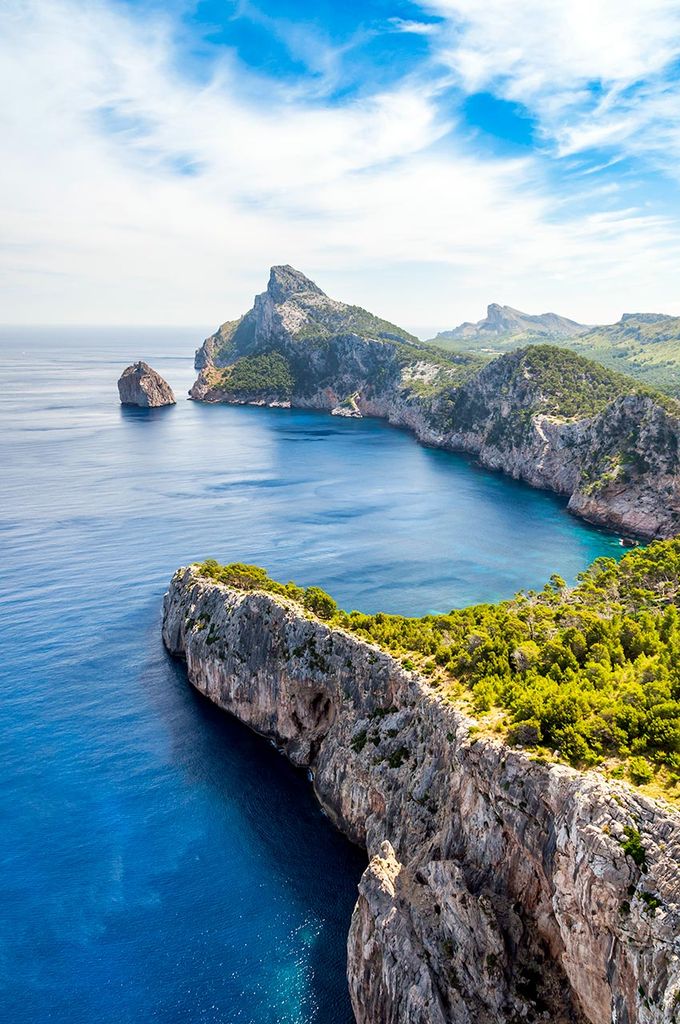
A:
162 563 680 1024
118 361 176 407
189 266 680 539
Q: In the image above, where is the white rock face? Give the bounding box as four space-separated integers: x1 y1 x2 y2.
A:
117 361 175 407
360 371 680 539
162 567 680 1024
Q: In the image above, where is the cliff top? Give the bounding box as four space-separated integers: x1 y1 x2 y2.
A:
266 264 326 303
194 541 680 807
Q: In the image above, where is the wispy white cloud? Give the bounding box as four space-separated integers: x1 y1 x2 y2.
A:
387 18 438 35
1 0 680 328
422 0 680 173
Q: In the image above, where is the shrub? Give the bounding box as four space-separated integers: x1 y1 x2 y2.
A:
303 586 337 620
508 720 542 746
219 350 294 396
621 826 647 870
628 756 653 785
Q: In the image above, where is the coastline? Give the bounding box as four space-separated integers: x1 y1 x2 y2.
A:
162 565 680 1024
189 388 655 541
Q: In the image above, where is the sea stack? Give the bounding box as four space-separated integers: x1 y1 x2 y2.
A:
118 361 175 408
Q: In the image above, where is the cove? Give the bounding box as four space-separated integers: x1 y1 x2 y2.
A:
0 328 625 1024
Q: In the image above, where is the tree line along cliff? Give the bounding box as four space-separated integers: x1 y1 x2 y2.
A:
197 539 680 805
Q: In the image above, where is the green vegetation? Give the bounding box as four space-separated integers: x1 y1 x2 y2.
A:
351 728 368 753
432 314 680 400
570 315 680 399
197 541 680 799
197 560 337 620
509 346 644 418
291 302 418 345
303 586 338 620
219 351 294 397
621 826 647 868
638 890 661 914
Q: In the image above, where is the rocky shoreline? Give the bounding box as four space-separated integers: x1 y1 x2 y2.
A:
190 267 680 541
162 566 680 1024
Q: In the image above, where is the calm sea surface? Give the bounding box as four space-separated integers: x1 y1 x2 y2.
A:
0 327 624 1023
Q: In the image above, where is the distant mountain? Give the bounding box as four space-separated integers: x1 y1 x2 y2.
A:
431 303 589 348
430 305 680 398
569 313 680 397
190 267 680 538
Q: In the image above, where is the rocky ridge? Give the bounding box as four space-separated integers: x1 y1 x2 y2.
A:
432 308 680 399
432 303 589 346
118 361 175 407
162 566 680 1024
190 267 680 539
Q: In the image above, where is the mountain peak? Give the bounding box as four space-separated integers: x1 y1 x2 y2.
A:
486 303 523 324
267 265 326 304
433 303 588 345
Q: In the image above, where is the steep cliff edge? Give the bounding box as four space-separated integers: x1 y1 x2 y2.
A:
190 267 680 539
162 566 680 1024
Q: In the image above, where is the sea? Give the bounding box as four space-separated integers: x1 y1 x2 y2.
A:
0 326 625 1023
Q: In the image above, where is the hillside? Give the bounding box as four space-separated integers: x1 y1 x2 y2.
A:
569 314 680 397
190 267 680 539
432 307 680 398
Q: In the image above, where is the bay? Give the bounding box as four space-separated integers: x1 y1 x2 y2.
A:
0 327 623 1023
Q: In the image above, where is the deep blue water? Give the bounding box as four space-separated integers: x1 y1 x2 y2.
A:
0 327 625 1024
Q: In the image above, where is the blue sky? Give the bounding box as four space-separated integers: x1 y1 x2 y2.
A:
2 0 680 329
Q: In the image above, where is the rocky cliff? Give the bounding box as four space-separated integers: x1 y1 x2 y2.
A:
190 267 680 539
162 566 680 1024
190 265 480 411
118 361 175 407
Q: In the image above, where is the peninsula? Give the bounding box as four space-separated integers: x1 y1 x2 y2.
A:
190 267 680 539
162 544 680 1024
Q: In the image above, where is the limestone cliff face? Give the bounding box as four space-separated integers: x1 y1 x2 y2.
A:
118 361 175 407
190 265 427 408
162 567 680 1024
369 359 680 540
190 268 680 540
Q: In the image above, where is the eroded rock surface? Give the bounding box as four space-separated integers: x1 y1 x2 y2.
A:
162 567 680 1024
118 361 175 407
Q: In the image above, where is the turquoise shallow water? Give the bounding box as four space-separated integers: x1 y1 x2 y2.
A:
0 327 624 1023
